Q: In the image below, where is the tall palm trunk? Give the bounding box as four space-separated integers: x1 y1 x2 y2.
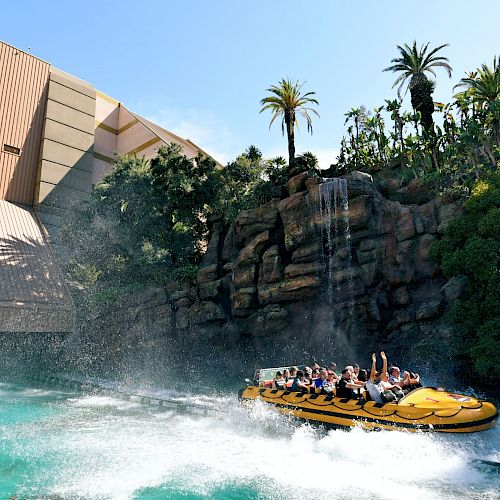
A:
410 73 435 131
285 110 295 169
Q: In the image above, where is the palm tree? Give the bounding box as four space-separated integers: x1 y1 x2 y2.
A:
455 57 499 105
260 78 319 171
383 41 452 131
455 56 500 147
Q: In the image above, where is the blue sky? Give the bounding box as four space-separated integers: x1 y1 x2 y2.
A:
3 1 499 167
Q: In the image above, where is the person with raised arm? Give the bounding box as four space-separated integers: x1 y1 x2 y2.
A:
379 351 389 382
366 353 385 403
378 351 405 400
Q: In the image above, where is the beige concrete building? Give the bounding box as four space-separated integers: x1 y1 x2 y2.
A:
0 40 219 333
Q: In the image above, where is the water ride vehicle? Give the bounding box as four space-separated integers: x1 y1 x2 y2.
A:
239 367 498 433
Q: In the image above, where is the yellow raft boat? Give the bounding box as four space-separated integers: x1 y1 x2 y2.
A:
239 385 498 433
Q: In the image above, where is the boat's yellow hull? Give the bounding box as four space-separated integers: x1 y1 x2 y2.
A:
238 386 498 433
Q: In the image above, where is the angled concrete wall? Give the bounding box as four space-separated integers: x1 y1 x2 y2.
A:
34 69 96 243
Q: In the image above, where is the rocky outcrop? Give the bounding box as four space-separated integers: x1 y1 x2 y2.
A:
164 170 463 370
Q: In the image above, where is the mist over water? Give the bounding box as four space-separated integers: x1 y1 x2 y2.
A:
1 379 499 500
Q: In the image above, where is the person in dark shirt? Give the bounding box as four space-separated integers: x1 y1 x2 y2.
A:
336 368 360 399
291 370 309 393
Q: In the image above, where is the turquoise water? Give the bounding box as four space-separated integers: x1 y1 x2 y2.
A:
0 380 499 500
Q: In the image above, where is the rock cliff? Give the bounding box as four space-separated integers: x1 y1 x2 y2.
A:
169 170 465 371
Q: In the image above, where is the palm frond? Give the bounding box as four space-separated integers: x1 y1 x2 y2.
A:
384 41 452 97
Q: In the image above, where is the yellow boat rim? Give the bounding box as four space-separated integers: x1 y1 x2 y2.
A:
238 386 498 433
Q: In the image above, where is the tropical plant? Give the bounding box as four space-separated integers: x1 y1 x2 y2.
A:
295 151 319 172
212 146 265 222
454 56 500 148
455 56 499 105
150 143 219 256
344 107 369 169
62 146 221 289
429 173 500 379
251 156 288 205
260 78 319 172
383 41 452 130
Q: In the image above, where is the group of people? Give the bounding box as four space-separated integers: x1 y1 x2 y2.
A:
271 352 421 404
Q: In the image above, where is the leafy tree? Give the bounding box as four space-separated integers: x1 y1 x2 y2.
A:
344 107 368 169
251 156 289 204
383 41 452 130
62 154 166 286
63 145 220 289
150 143 219 263
334 56 498 198
260 78 319 172
455 56 499 105
212 146 265 222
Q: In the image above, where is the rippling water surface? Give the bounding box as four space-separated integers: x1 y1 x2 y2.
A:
0 381 498 499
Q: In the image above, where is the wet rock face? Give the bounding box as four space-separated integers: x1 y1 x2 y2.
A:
171 170 459 366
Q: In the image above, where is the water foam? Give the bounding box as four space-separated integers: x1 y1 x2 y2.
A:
2 383 498 500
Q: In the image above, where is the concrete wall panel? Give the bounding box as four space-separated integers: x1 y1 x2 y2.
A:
38 160 92 192
36 181 89 208
47 80 95 115
46 99 94 135
43 119 94 152
40 139 94 172
92 158 114 185
94 127 118 157
95 94 119 128
117 122 155 154
49 69 94 98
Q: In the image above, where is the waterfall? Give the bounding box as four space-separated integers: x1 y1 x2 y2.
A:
317 178 354 313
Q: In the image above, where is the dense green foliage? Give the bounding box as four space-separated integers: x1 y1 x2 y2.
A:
340 50 499 380
63 146 219 287
63 144 290 289
429 174 500 378
212 147 289 222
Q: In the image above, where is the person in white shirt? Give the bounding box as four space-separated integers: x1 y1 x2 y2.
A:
366 352 403 403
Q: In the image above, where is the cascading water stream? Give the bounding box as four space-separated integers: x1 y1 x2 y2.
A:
317 178 354 315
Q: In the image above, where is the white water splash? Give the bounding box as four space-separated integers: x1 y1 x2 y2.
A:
3 383 498 500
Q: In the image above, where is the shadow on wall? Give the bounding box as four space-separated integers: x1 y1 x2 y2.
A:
33 139 98 248
0 232 72 306
4 81 49 205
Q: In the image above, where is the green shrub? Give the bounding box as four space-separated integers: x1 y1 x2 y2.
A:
430 174 500 379
470 319 500 378
165 264 199 284
478 207 500 239
445 214 479 246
